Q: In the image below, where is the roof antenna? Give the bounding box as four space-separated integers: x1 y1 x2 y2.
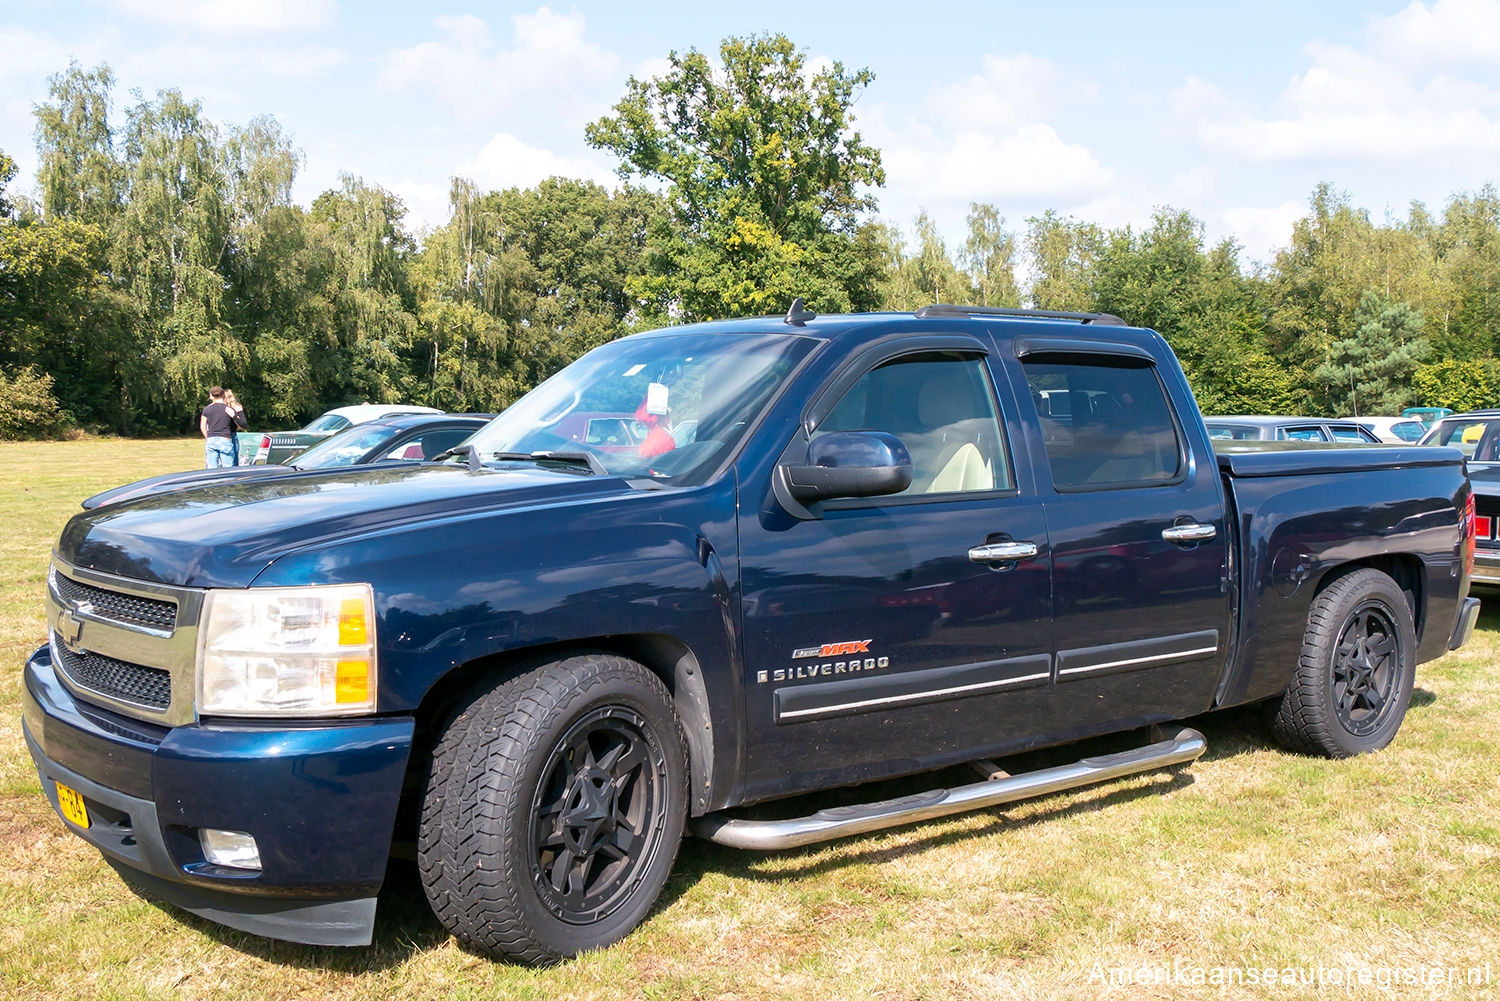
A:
784 297 817 327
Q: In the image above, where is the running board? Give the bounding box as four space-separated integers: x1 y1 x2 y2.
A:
691 726 1206 850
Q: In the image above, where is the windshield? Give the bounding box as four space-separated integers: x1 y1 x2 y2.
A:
1426 417 1500 460
463 330 815 484
303 413 351 433
291 424 399 468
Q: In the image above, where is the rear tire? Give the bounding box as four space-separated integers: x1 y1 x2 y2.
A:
1270 568 1416 758
419 653 688 964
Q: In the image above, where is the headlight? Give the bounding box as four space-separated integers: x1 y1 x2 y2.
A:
197 584 377 717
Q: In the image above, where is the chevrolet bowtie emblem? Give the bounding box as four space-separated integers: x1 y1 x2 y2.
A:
57 607 85 648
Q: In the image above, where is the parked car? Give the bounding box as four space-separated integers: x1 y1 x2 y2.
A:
252 403 442 465
28 304 1479 963
1346 416 1428 444
1402 406 1455 428
1418 410 1500 454
1419 411 1500 587
82 414 494 509
1203 415 1381 444
550 411 647 453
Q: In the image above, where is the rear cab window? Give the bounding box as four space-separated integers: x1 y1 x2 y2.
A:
1022 355 1183 490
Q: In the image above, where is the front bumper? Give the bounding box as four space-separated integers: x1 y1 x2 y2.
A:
22 643 415 946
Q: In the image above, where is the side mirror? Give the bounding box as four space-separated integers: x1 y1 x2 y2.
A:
782 431 913 504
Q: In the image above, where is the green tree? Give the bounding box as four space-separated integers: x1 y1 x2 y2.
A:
586 33 886 319
1412 358 1497 412
0 148 15 219
111 88 241 426
411 176 667 410
880 211 972 309
1311 292 1430 415
34 61 123 228
306 175 419 405
1432 186 1500 359
1025 210 1101 311
962 203 1020 308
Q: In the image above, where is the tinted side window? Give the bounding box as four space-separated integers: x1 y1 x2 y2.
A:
1393 422 1425 442
817 353 1013 495
387 428 474 461
1329 425 1372 443
1279 426 1328 442
1022 356 1182 489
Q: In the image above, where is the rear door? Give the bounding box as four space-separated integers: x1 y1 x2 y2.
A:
1012 339 1231 734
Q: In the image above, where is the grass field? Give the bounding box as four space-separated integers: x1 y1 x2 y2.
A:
1 438 1497 1000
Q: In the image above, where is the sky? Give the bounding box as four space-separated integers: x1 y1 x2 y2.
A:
3 0 1499 267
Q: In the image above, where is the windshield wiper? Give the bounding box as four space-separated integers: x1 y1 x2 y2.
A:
491 450 607 475
434 444 607 475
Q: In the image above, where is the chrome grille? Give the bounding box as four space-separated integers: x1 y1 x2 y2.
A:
47 557 202 726
52 633 172 710
52 572 177 631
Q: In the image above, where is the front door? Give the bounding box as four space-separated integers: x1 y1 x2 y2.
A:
737 342 1053 801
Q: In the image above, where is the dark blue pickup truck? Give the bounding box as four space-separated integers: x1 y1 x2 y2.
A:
24 304 1481 964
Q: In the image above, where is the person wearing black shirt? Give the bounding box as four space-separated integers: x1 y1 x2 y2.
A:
200 386 245 468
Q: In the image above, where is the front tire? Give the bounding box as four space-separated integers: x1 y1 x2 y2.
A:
1271 568 1417 758
419 653 688 964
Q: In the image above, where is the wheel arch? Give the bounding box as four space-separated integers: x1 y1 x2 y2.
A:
1310 553 1425 641
410 633 721 816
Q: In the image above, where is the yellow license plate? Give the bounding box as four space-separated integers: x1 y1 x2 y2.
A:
56 781 90 829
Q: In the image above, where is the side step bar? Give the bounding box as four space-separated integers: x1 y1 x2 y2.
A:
692 726 1206 850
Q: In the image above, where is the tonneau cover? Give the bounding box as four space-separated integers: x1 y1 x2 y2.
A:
1214 442 1467 477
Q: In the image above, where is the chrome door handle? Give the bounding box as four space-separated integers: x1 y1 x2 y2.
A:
1162 524 1217 543
968 541 1039 562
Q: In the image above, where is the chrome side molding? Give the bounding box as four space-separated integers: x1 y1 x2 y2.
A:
692 726 1207 850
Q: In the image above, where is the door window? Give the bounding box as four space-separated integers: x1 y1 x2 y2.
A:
1328 424 1376 443
1022 356 1182 489
816 353 1012 495
1279 426 1328 442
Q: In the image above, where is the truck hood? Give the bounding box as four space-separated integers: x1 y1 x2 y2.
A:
58 463 632 588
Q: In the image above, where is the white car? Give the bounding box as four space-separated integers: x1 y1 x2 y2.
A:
1345 416 1428 444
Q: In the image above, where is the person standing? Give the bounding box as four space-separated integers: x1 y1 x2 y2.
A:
223 389 248 465
200 387 238 468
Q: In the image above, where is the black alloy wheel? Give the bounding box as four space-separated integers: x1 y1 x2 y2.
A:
1330 601 1402 738
1271 568 1417 758
419 652 688 964
529 706 671 925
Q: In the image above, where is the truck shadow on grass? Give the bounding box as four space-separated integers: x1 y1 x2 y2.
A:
141 690 1442 970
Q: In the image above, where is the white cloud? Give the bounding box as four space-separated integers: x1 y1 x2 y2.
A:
459 132 616 191
1370 0 1500 66
884 124 1113 205
871 53 1112 220
378 8 619 116
394 133 618 234
1214 200 1306 263
1176 2 1500 164
929 53 1097 129
104 0 337 35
